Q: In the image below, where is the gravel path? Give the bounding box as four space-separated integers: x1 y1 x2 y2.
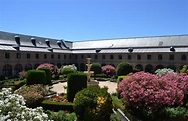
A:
51 81 117 94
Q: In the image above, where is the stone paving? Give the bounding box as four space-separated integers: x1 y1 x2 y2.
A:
51 81 117 94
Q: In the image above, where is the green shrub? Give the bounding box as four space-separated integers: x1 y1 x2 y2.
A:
39 68 52 85
110 113 121 121
46 110 76 121
160 106 188 121
61 68 75 76
91 63 102 79
180 65 188 74
117 76 129 84
26 70 46 85
41 100 74 112
67 72 87 102
116 62 133 76
74 86 113 121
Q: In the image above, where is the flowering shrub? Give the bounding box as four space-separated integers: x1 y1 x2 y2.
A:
15 84 47 108
49 95 68 103
0 88 49 120
161 73 188 103
62 64 77 72
117 72 184 112
74 86 113 121
155 68 175 77
102 65 116 77
37 63 59 75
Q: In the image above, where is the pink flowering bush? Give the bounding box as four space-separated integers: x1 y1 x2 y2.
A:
117 72 185 112
37 63 59 75
102 65 116 77
161 73 188 104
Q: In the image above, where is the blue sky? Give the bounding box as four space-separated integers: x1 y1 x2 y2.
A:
0 0 187 41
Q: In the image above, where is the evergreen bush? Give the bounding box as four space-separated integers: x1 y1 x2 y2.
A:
67 72 87 102
39 68 52 85
91 63 102 79
74 86 113 121
61 68 75 76
116 62 133 76
26 70 46 85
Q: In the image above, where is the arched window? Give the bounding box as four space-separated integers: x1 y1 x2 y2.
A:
167 65 176 72
25 64 32 71
14 64 23 77
80 63 86 71
155 65 164 70
135 64 143 71
2 64 12 77
145 64 154 73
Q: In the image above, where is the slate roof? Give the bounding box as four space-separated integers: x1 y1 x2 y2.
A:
0 31 188 53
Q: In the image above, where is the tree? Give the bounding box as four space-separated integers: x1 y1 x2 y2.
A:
90 63 102 80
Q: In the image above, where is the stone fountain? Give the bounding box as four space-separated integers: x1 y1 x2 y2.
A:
84 58 99 86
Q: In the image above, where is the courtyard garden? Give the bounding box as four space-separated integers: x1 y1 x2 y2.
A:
0 62 188 121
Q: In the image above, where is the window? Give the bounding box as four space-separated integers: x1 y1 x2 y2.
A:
169 54 174 60
128 54 131 60
44 54 47 59
16 53 21 59
64 55 66 59
110 55 113 59
75 55 78 59
58 54 61 59
81 55 84 59
87 55 91 58
102 55 105 59
181 54 186 61
5 53 10 59
69 55 72 59
147 55 151 60
36 54 39 59
158 54 162 60
137 54 141 60
51 54 54 59
27 53 30 59
95 55 98 59
118 55 122 59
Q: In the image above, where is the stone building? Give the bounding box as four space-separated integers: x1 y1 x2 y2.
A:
0 31 188 77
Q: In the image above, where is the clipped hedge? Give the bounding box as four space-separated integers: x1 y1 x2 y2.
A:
67 72 87 102
39 68 52 85
41 100 74 112
74 86 113 121
116 62 133 76
117 75 129 84
26 70 46 85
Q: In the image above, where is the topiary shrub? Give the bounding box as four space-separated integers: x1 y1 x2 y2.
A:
67 72 87 102
39 68 52 85
26 70 46 85
61 68 75 76
91 63 102 80
102 65 116 77
116 62 133 76
74 86 113 121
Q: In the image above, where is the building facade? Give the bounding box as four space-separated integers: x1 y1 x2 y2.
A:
0 31 188 77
